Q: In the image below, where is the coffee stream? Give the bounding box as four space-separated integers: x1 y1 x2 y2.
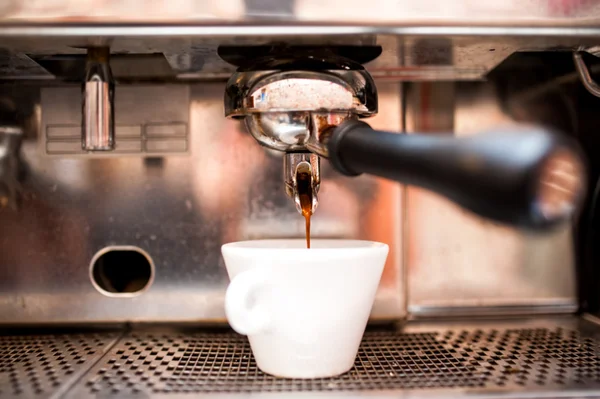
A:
296 171 313 249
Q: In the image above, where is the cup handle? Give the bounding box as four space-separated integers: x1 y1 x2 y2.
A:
225 269 271 335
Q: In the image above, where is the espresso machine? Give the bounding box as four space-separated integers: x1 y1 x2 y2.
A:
2 1 600 398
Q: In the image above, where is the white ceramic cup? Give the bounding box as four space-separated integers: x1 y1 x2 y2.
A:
222 239 389 379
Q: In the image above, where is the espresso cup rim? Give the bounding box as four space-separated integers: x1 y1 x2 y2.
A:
222 239 388 251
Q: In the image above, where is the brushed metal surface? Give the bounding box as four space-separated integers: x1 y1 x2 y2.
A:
405 82 578 315
0 0 598 24
0 28 599 81
42 85 190 156
0 82 404 324
0 0 599 83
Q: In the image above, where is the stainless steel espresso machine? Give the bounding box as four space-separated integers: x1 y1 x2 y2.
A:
2 1 600 398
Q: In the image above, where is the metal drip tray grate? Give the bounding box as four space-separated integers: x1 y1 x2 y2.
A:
0 332 118 398
4 318 600 398
66 321 600 397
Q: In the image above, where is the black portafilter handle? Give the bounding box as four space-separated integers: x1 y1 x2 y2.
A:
327 120 586 229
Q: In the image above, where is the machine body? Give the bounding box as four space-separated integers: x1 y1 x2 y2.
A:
1 2 600 398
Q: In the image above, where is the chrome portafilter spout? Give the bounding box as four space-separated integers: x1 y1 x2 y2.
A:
284 152 320 215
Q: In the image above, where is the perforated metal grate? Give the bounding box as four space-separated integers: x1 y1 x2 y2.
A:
66 325 600 396
3 322 600 397
0 332 118 398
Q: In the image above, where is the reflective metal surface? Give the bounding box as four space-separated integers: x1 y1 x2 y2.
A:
0 76 582 322
406 82 578 316
244 111 354 158
284 152 320 215
82 48 114 152
226 69 376 155
226 70 376 118
0 82 404 324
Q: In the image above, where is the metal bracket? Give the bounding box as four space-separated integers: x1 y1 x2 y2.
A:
573 51 600 98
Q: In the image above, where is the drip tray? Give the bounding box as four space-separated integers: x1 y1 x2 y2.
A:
0 332 119 398
3 317 600 398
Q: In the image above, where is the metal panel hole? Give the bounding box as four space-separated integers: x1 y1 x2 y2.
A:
90 247 154 296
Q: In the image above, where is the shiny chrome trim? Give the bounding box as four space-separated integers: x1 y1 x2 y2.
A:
0 126 23 135
409 302 578 318
0 24 600 38
582 313 600 327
